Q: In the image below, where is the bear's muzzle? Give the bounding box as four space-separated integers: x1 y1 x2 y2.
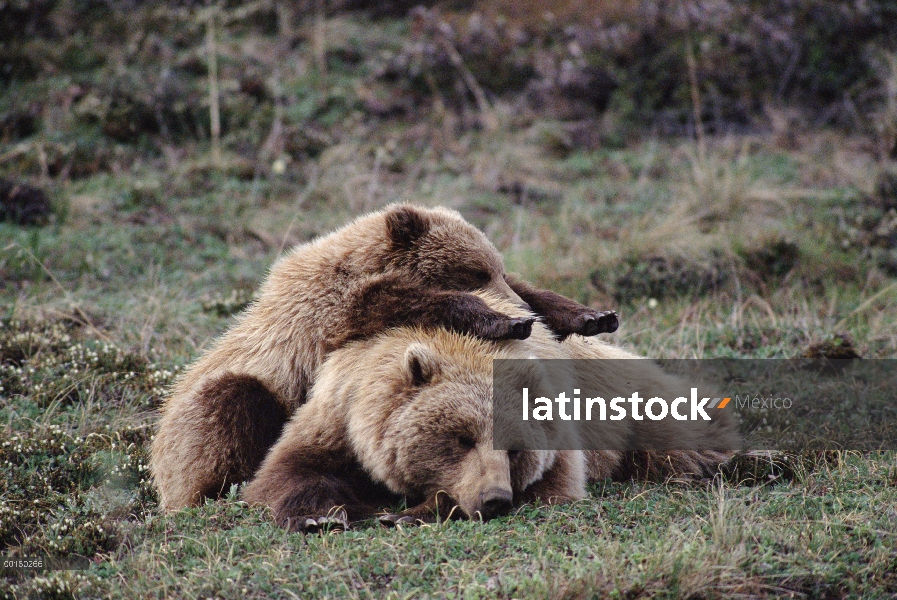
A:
474 487 513 521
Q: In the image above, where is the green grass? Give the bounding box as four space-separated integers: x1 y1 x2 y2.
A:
3 130 897 597
81 464 897 599
3 5 897 598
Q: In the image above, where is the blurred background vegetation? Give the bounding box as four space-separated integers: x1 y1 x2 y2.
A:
2 1 896 324
3 0 897 357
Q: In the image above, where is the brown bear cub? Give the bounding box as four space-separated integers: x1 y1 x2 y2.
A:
151 204 618 510
243 293 738 533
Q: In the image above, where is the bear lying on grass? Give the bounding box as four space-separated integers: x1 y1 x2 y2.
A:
151 204 619 510
243 293 738 532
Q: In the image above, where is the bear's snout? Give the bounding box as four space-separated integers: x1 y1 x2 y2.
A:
475 487 513 521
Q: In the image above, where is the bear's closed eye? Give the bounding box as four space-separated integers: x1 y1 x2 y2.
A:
457 435 476 450
471 270 491 284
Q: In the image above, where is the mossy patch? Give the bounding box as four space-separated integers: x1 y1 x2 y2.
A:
592 253 731 303
0 180 52 226
802 333 862 360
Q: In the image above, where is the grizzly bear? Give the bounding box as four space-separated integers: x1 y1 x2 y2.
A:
151 204 619 510
243 293 738 532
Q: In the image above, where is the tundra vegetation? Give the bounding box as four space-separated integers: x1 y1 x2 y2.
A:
1 1 896 598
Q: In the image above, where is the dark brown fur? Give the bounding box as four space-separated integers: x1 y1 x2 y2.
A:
259 450 397 532
505 275 618 339
157 374 289 505
337 273 534 351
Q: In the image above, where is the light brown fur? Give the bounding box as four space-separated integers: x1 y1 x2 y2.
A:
242 323 589 530
151 204 617 509
244 293 739 531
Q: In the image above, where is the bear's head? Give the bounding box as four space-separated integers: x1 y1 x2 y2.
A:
344 329 567 521
382 204 527 307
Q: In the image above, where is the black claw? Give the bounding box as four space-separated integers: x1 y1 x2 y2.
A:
509 317 534 340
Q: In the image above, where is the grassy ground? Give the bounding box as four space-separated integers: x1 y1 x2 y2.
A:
3 5 897 599
3 128 897 598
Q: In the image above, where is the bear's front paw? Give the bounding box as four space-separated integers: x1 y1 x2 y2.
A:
283 512 350 534
508 317 536 340
378 513 427 528
574 310 619 337
378 494 460 527
379 507 443 528
481 316 534 341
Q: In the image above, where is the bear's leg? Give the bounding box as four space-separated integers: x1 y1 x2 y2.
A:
612 450 733 481
584 450 624 481
272 468 393 532
612 409 738 481
243 446 397 533
504 275 619 340
152 374 288 508
515 451 588 506
341 274 535 345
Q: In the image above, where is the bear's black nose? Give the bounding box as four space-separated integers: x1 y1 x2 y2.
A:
477 488 513 521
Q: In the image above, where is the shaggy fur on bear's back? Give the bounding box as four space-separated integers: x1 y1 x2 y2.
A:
151 204 618 510
244 292 739 532
169 205 523 413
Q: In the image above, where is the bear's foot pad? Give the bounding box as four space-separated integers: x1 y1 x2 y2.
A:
509 317 535 340
578 311 618 336
474 316 535 341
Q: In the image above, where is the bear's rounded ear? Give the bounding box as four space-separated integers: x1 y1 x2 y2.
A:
386 206 430 250
403 343 440 386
